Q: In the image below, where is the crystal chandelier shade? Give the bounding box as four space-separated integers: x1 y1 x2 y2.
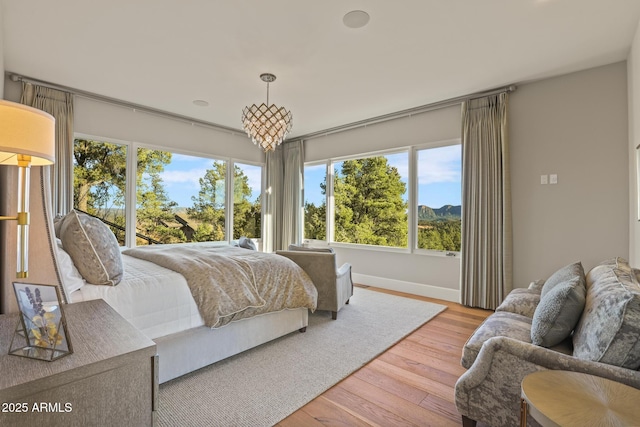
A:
241 74 292 152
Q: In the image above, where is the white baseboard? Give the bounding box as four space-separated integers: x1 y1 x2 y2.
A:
352 273 460 303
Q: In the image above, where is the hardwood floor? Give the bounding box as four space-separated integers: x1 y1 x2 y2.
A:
276 285 492 427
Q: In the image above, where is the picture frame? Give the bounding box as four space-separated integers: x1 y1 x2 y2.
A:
9 282 73 361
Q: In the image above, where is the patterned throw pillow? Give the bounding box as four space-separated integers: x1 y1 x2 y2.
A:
573 260 640 369
59 210 124 286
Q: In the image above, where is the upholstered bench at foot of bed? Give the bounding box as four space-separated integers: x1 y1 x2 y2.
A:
276 248 354 320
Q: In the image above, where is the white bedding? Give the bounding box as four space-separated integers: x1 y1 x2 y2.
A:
72 254 204 339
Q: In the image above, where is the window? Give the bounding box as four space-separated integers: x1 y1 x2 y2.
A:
73 138 263 247
303 163 327 240
73 138 127 245
333 152 408 248
232 162 262 240
303 141 461 254
416 144 462 252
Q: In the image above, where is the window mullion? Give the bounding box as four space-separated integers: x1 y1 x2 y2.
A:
326 160 334 243
125 142 137 248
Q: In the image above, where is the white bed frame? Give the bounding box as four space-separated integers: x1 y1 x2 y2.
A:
155 308 308 383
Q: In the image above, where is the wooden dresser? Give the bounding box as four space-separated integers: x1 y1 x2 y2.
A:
0 299 157 426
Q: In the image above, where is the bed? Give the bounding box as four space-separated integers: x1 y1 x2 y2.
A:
53 210 318 383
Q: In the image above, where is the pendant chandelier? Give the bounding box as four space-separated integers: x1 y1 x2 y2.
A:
241 73 293 152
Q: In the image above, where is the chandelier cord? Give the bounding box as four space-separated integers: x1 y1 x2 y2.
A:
266 82 270 106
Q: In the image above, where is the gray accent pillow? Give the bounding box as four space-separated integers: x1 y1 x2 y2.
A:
59 210 124 286
541 261 585 298
238 236 257 250
531 276 586 347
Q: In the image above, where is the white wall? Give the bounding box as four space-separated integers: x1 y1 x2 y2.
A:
629 18 640 267
511 62 629 285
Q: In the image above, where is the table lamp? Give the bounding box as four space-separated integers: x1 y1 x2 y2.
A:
0 100 55 278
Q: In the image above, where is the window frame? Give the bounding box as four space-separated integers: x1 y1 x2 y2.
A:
73 133 264 248
303 139 461 257
302 160 330 245
413 138 462 257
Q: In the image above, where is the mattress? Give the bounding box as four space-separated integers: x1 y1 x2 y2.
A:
72 254 204 339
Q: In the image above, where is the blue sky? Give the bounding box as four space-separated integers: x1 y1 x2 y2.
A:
305 146 461 208
157 153 262 208
153 146 461 209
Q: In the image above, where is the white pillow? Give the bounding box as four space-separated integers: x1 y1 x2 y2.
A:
55 238 86 299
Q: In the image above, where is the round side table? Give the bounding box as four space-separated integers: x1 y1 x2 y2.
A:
520 370 640 427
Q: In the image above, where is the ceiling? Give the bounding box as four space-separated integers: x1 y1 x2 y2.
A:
2 0 640 139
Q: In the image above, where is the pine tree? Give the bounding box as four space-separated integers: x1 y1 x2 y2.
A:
334 157 408 247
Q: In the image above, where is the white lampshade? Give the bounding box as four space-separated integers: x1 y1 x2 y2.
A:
0 100 55 166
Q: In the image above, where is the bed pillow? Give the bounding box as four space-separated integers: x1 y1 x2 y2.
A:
59 210 124 286
54 238 86 300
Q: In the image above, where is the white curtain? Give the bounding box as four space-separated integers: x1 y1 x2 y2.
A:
263 140 304 252
21 83 74 216
262 141 304 252
281 141 304 248
460 93 512 309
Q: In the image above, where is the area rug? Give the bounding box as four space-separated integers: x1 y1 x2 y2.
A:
156 287 446 427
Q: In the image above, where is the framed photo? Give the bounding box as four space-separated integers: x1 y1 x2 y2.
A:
9 282 73 361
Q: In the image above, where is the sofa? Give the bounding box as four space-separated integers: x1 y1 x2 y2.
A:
455 258 640 427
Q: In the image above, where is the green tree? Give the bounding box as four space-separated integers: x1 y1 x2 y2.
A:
304 201 326 240
231 166 258 239
73 140 179 245
188 161 226 241
418 219 461 251
188 162 260 241
73 139 127 215
334 157 408 247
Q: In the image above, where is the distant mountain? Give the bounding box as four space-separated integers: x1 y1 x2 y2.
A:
418 204 461 220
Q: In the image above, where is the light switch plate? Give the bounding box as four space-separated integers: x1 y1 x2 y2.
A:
550 174 557 184
541 175 548 185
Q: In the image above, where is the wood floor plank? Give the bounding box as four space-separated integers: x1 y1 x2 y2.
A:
377 351 460 388
339 376 459 427
278 286 492 427
323 384 416 427
353 364 429 405
294 396 373 427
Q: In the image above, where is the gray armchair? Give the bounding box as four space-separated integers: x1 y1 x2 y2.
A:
276 245 353 319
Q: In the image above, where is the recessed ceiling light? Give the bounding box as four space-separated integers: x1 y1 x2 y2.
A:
343 10 370 29
193 100 209 107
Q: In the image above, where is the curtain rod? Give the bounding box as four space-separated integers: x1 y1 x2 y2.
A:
6 71 515 143
6 72 246 136
289 84 516 142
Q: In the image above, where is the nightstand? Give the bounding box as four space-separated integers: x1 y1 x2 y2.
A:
0 299 157 427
